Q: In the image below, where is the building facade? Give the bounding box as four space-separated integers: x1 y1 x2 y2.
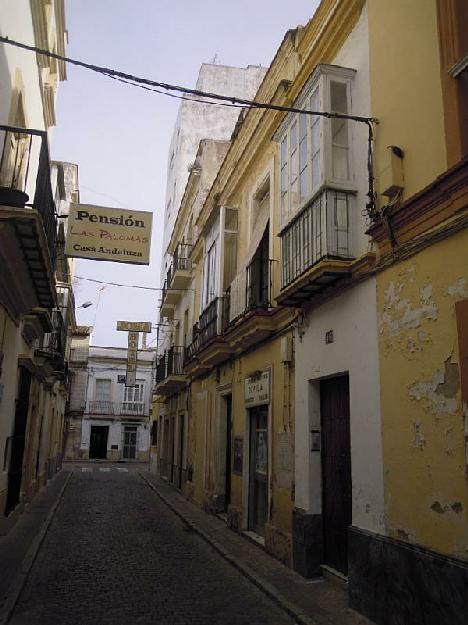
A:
153 1 468 624
0 0 74 533
66 331 153 462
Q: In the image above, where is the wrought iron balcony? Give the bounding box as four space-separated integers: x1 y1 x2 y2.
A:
278 188 355 306
0 125 58 268
86 401 148 416
226 258 272 325
184 298 232 368
159 243 193 317
155 346 186 396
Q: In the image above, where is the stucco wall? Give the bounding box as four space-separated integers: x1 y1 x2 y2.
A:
378 229 468 559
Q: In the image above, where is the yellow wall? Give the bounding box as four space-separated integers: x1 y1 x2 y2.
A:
368 0 447 200
378 229 468 558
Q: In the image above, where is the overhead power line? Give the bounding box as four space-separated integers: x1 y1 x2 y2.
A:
0 35 377 124
74 275 193 292
0 34 378 218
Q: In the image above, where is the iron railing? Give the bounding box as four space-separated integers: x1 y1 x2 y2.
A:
226 259 271 325
173 242 192 272
155 346 185 384
0 125 58 267
280 188 354 288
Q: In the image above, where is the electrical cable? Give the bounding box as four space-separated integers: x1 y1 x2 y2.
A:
0 35 377 124
74 275 193 292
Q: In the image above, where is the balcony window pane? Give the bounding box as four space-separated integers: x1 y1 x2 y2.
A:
310 88 321 192
330 81 349 180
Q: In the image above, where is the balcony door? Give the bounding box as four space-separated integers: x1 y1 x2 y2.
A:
94 379 111 413
122 381 144 415
248 405 269 536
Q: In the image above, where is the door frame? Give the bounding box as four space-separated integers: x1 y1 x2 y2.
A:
242 367 272 534
217 384 233 512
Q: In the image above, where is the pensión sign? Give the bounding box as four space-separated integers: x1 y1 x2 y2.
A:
65 203 152 264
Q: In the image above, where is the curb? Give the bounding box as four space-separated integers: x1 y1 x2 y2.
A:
0 471 73 625
139 472 318 625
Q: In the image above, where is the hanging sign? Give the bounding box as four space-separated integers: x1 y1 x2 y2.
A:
65 203 152 264
126 331 138 386
116 321 152 333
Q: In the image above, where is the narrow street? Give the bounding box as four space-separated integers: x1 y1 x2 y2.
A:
7 466 295 625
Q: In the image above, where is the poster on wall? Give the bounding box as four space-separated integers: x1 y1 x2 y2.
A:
65 203 152 264
233 436 243 475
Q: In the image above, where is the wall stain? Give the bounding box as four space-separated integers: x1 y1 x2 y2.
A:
408 356 459 415
381 281 438 338
412 422 426 450
446 277 468 299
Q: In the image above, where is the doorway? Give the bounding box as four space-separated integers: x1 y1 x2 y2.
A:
177 413 185 489
320 375 351 575
5 367 32 515
223 394 232 512
248 405 268 535
89 426 109 459
123 426 137 459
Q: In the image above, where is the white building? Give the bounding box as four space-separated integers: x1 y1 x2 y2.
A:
160 63 267 292
66 329 154 462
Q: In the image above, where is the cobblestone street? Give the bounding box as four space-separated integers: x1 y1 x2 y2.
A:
7 467 295 625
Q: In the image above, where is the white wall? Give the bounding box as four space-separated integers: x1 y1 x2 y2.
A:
160 63 267 284
295 278 385 533
294 6 384 534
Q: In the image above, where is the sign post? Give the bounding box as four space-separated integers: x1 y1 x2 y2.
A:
116 320 152 387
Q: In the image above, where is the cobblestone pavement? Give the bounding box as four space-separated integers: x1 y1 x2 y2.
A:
8 468 295 625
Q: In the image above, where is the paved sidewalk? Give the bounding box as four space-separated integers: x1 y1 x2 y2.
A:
0 470 70 612
141 471 375 625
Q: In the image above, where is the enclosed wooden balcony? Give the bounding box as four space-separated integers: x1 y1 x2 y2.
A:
277 188 356 306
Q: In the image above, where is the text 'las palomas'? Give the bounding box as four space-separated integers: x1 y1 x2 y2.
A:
65 203 152 265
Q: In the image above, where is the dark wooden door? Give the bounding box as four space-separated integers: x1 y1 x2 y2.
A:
177 414 184 489
248 405 268 535
89 426 108 459
320 375 351 575
5 367 32 515
224 395 232 512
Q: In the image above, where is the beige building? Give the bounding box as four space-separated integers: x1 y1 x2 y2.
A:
0 0 74 533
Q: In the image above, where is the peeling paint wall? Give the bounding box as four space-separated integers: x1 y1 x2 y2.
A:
378 228 468 560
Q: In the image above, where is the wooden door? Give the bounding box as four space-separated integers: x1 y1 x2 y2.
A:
5 367 32 515
248 405 268 535
320 375 351 575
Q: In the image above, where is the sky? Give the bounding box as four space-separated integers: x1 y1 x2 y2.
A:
52 0 320 348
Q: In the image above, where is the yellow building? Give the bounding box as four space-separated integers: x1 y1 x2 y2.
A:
354 1 468 623
154 1 467 622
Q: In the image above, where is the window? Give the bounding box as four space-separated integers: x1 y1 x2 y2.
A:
95 379 111 402
276 65 355 227
201 216 220 310
123 381 145 415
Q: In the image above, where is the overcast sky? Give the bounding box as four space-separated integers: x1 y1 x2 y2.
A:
52 0 319 348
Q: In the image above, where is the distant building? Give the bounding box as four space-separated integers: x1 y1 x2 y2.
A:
66 329 154 462
160 63 267 290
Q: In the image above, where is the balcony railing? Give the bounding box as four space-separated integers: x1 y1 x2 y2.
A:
155 346 184 384
173 242 192 272
86 401 148 416
0 125 58 267
184 297 225 363
280 188 354 289
227 258 271 324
